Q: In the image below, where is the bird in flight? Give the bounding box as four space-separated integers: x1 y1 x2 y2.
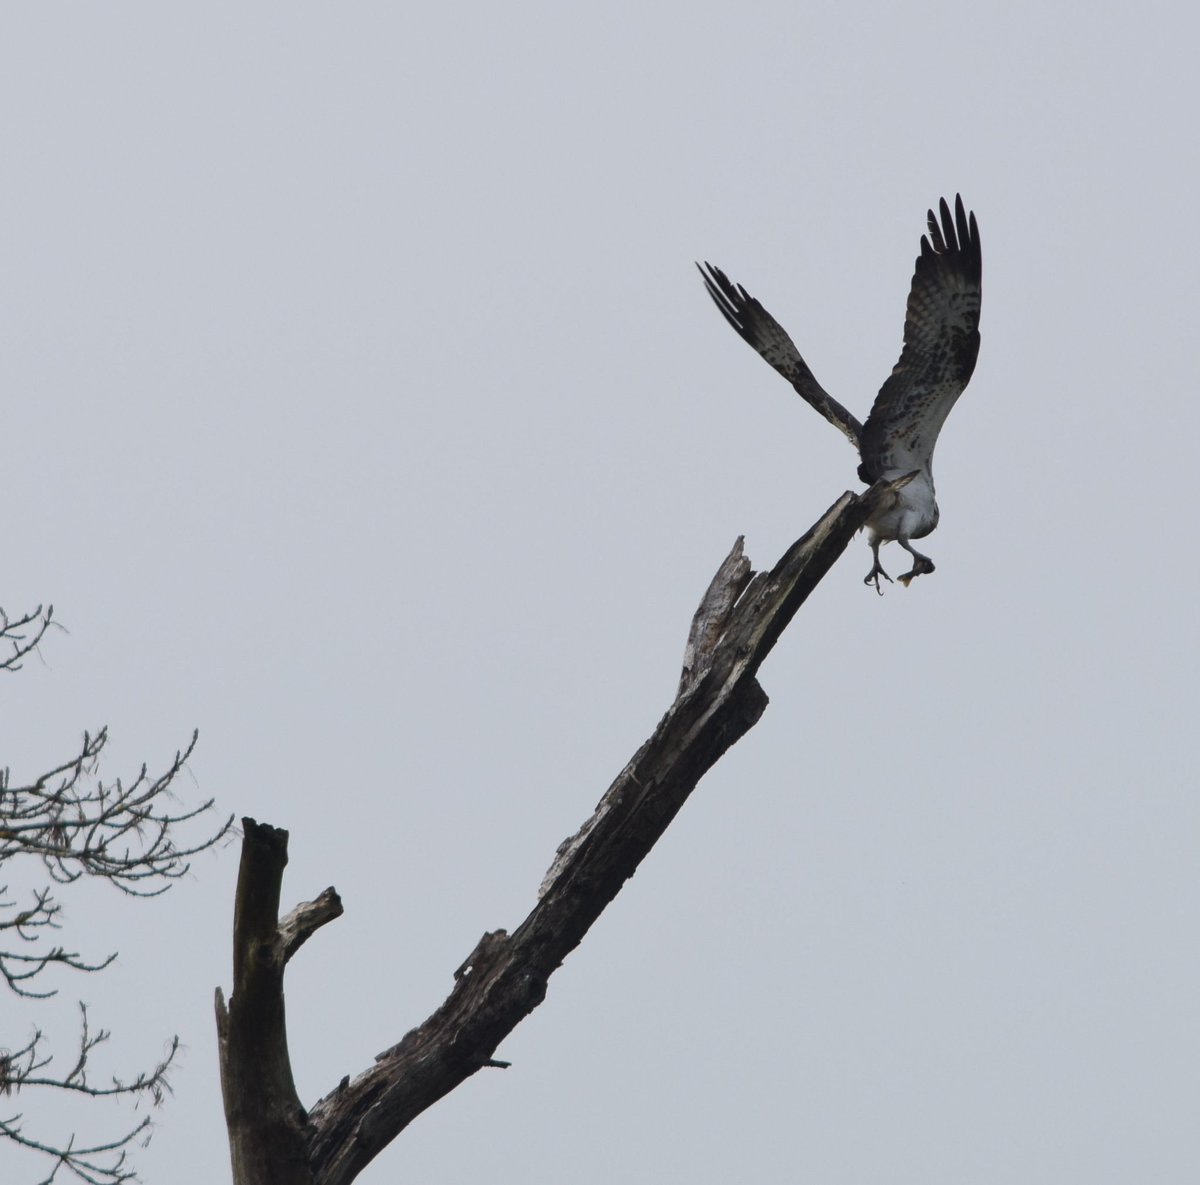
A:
698 195 982 592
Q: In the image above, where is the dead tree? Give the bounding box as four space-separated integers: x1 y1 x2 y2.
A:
0 604 234 1184
216 482 897 1185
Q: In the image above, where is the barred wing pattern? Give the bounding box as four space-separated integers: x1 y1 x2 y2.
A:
857 196 982 482
697 262 864 451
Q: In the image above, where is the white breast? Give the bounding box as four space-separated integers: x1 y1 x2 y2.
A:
866 469 939 544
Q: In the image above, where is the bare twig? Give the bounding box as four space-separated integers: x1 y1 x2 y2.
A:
0 605 55 674
1 600 231 1182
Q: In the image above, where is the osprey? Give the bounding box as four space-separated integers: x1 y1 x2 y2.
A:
699 195 982 592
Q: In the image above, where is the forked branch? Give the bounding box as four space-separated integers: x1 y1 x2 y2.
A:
217 481 896 1185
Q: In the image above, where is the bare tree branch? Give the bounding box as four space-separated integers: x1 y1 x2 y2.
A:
1 602 232 1182
3 1005 177 1100
216 481 896 1185
215 823 319 1185
0 1004 177 1185
0 605 55 674
0 728 234 894
1 727 235 1000
279 890 344 966
0 1111 146 1185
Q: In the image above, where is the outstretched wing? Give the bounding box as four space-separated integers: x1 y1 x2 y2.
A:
858 195 982 482
697 262 863 451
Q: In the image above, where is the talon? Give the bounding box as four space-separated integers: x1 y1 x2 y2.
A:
897 557 935 587
864 566 893 595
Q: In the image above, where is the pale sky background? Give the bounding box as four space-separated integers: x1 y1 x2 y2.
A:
2 3 1197 1183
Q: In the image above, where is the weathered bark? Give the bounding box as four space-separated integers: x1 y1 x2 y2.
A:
678 534 753 697
216 823 343 1185
217 481 894 1185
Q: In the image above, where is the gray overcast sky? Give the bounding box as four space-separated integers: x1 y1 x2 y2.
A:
3 3 1197 1182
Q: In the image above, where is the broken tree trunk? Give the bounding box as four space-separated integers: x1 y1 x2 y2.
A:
216 482 892 1185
